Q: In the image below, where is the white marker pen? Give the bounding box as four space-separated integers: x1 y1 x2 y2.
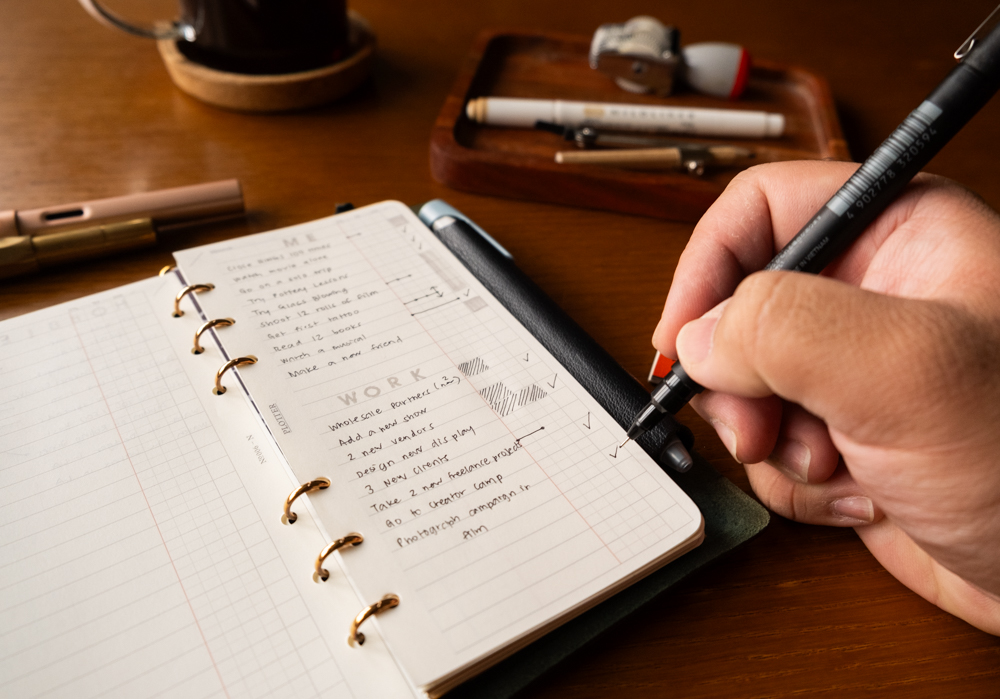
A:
466 97 785 138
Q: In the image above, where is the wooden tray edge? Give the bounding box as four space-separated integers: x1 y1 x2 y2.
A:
429 28 852 221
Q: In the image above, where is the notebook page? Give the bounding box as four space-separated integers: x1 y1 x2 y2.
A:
174 202 703 691
0 277 415 699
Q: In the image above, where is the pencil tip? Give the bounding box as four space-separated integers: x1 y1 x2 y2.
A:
618 437 630 448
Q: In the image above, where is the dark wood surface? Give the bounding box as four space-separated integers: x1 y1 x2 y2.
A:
2 1 999 696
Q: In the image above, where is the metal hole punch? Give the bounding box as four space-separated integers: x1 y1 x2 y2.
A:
172 283 214 317
212 355 257 395
313 533 363 582
348 594 399 647
282 478 331 525
192 317 235 355
590 16 681 95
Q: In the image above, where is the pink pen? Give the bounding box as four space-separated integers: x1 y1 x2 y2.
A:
0 179 244 237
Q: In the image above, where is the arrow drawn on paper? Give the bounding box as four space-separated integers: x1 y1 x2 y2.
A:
405 286 443 303
411 298 460 316
515 426 545 445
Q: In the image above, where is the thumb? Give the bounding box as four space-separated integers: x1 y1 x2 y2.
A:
674 270 993 448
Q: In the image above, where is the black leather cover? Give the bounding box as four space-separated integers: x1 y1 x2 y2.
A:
431 217 769 699
432 217 693 461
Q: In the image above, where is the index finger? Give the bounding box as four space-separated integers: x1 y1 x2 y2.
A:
653 160 862 356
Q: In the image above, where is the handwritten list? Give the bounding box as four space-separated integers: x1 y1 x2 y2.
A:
175 202 702 690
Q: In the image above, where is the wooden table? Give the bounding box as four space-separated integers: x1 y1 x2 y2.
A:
2 0 998 696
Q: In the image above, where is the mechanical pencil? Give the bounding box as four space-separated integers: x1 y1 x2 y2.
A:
622 8 1000 449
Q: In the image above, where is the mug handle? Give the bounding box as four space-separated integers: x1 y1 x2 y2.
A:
77 0 196 41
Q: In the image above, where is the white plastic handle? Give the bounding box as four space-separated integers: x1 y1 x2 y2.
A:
77 0 196 41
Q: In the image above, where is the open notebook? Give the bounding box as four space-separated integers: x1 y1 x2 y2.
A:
1 201 703 698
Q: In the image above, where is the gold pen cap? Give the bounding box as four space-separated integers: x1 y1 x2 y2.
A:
0 236 39 278
0 218 156 280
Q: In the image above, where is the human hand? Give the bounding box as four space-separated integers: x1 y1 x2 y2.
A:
653 161 1000 634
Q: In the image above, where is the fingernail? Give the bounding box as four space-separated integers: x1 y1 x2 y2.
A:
676 299 729 365
676 315 719 365
771 439 811 483
711 420 740 463
831 496 875 524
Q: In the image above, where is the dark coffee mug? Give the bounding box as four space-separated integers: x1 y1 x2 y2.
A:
78 0 349 74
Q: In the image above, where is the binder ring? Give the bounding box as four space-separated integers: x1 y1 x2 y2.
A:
282 478 331 525
192 317 235 355
172 283 214 317
348 594 399 647
313 533 363 582
158 264 175 276
213 355 257 395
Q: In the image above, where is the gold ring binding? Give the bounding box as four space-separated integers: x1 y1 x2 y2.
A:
348 594 400 647
172 283 214 317
282 478 331 525
313 533 363 582
158 264 175 276
213 355 257 395
192 317 235 355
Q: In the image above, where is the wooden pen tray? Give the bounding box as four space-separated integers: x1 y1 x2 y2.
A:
430 29 851 222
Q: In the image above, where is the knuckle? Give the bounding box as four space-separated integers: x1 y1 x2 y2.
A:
906 304 1000 406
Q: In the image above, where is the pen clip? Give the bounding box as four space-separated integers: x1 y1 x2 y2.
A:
954 3 1000 60
678 148 709 176
534 120 574 139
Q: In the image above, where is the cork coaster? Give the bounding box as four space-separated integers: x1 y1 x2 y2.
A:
157 12 375 112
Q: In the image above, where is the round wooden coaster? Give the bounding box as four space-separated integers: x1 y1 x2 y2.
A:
157 12 375 112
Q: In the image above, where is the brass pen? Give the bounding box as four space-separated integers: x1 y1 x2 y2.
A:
0 219 155 279
554 145 754 174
